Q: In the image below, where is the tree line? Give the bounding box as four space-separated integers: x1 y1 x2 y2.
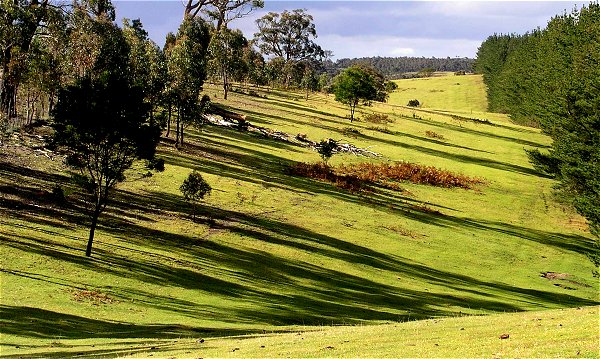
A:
475 2 599 244
328 56 475 79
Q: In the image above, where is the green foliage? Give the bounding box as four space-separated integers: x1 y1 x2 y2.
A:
180 171 212 202
147 158 165 172
331 66 387 122
0 0 65 117
407 99 420 107
52 16 158 256
330 57 474 79
254 9 325 62
208 28 248 99
316 138 337 164
166 16 211 144
384 81 398 92
476 3 600 239
418 67 435 77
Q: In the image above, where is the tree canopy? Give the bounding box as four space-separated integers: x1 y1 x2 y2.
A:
475 3 600 238
254 9 326 63
331 66 387 122
51 14 159 257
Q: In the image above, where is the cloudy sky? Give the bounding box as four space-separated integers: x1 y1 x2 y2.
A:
113 1 589 59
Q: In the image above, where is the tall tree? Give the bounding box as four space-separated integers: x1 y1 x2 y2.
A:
254 9 326 62
0 0 64 118
208 28 247 99
167 17 211 146
52 15 158 257
475 3 600 242
183 0 263 30
122 18 166 126
206 0 263 30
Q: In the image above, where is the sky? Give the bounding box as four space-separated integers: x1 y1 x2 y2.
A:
112 1 589 59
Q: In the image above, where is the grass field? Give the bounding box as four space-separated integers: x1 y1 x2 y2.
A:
1 73 598 358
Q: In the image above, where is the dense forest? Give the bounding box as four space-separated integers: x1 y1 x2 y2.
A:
475 2 600 244
328 56 475 79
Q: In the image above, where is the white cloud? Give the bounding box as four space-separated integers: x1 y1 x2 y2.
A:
390 47 416 56
318 34 481 59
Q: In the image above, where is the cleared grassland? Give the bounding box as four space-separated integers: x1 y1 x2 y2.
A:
1 74 598 358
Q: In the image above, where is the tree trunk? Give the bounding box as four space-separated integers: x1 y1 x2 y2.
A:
1 83 16 118
223 70 229 100
149 98 154 128
175 106 180 146
180 107 184 145
86 206 101 257
166 101 171 137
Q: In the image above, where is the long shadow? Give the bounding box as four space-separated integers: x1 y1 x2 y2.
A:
356 131 549 178
198 110 545 180
387 130 493 154
0 305 255 340
405 114 549 148
2 125 598 343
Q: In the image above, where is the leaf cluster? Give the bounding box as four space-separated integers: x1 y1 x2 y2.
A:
180 171 212 202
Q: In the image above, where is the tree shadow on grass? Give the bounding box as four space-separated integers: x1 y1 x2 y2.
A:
1 125 598 348
405 114 549 148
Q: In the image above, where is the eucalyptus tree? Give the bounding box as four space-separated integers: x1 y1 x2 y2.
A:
122 18 167 126
254 9 325 62
242 45 266 87
52 13 159 257
208 28 247 99
167 17 211 146
0 0 65 119
183 0 263 30
254 9 328 89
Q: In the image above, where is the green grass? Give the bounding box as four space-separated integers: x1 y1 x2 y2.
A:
149 306 600 358
1 73 598 358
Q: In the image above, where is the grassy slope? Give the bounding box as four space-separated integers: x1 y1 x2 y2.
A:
145 306 600 358
1 74 598 358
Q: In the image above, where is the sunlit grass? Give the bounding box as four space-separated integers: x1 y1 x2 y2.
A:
1 73 597 358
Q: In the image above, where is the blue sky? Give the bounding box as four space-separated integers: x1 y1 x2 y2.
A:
113 1 589 59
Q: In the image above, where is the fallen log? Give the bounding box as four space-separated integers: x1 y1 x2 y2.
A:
205 108 381 157
207 105 246 122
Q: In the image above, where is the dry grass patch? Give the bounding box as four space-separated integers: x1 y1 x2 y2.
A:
338 162 484 189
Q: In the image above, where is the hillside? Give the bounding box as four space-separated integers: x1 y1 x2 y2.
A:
1 73 598 358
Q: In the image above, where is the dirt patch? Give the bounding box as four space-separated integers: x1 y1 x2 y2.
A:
382 225 423 239
541 272 570 280
68 289 117 305
540 272 592 289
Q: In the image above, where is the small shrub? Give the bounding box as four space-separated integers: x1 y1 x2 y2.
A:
236 119 249 131
455 70 466 76
317 139 338 164
364 113 393 124
425 130 445 140
181 171 211 202
407 99 420 107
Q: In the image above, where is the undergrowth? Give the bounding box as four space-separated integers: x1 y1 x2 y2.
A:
288 161 484 192
338 162 484 189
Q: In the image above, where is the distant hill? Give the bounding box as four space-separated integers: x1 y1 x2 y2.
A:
325 56 475 78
